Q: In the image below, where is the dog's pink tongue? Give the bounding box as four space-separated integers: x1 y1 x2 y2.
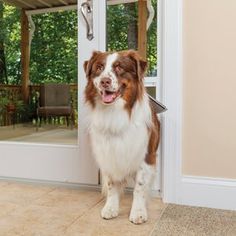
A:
102 92 114 103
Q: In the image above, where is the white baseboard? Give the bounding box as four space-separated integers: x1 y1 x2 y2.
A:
178 175 236 211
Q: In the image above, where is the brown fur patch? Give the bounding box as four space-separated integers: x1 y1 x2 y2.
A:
119 78 144 116
145 107 160 165
120 50 147 80
84 79 98 108
115 50 147 115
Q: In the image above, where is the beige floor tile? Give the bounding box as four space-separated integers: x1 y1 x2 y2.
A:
34 188 103 212
65 194 166 236
0 187 103 236
0 205 75 236
0 180 9 187
0 202 20 219
0 182 164 236
0 182 54 206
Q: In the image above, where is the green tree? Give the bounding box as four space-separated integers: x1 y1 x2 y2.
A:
1 1 157 84
107 0 157 76
1 4 77 85
30 10 78 84
2 4 21 84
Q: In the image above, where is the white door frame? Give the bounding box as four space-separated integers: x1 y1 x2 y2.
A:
161 0 183 203
78 0 106 184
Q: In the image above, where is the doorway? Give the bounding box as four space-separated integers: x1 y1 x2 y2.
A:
0 0 162 194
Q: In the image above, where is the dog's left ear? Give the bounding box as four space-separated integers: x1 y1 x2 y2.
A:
83 60 89 75
84 51 102 78
127 50 148 80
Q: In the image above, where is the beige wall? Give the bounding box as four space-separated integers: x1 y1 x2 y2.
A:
182 0 236 179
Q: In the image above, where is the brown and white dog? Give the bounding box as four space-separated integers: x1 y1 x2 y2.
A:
84 50 160 224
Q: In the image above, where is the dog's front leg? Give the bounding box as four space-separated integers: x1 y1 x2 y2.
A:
101 175 121 219
129 162 155 224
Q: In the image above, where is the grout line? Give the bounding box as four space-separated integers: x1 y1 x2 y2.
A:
149 203 169 236
28 187 58 206
63 197 105 233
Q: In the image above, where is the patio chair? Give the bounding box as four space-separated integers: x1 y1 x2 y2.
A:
36 83 74 129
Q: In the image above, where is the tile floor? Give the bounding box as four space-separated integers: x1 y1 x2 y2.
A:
0 180 166 236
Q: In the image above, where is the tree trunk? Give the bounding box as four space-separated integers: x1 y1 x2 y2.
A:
0 2 8 84
125 3 138 50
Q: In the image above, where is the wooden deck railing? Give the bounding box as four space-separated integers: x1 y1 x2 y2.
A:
0 84 78 126
0 84 78 97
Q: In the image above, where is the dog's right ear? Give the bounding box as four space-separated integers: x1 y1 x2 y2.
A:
126 50 147 80
83 51 101 78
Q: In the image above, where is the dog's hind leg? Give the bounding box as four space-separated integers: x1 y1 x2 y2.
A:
129 162 155 224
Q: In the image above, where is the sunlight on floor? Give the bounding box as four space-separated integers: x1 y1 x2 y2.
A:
0 124 78 145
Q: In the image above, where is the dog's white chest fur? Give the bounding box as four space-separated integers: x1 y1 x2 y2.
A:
88 95 152 182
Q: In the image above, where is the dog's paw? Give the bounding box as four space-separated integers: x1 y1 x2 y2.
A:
129 206 148 224
101 204 119 219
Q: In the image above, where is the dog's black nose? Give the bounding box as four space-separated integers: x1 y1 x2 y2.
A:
100 77 111 88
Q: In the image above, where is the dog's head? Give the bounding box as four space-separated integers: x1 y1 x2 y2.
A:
84 50 147 109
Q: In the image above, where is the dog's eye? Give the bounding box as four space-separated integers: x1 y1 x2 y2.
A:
114 65 122 73
96 65 104 72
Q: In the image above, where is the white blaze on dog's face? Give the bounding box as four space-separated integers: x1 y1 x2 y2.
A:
93 53 120 104
84 50 147 110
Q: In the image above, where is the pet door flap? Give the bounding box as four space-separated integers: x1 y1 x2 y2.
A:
148 95 167 114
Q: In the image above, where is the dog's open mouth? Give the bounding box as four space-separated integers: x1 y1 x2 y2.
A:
101 89 121 104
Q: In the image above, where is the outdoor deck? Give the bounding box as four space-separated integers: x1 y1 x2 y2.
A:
0 83 78 145
0 124 78 145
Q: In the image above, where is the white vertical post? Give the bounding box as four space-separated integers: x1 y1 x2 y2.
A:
78 0 106 184
161 0 183 203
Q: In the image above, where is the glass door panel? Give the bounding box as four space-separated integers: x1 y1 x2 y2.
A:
0 4 78 146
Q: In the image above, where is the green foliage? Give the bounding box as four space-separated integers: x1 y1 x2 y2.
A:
107 0 157 76
30 11 77 84
147 0 158 76
107 3 138 51
0 87 25 124
1 1 157 83
2 4 21 84
0 2 158 126
1 4 77 85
